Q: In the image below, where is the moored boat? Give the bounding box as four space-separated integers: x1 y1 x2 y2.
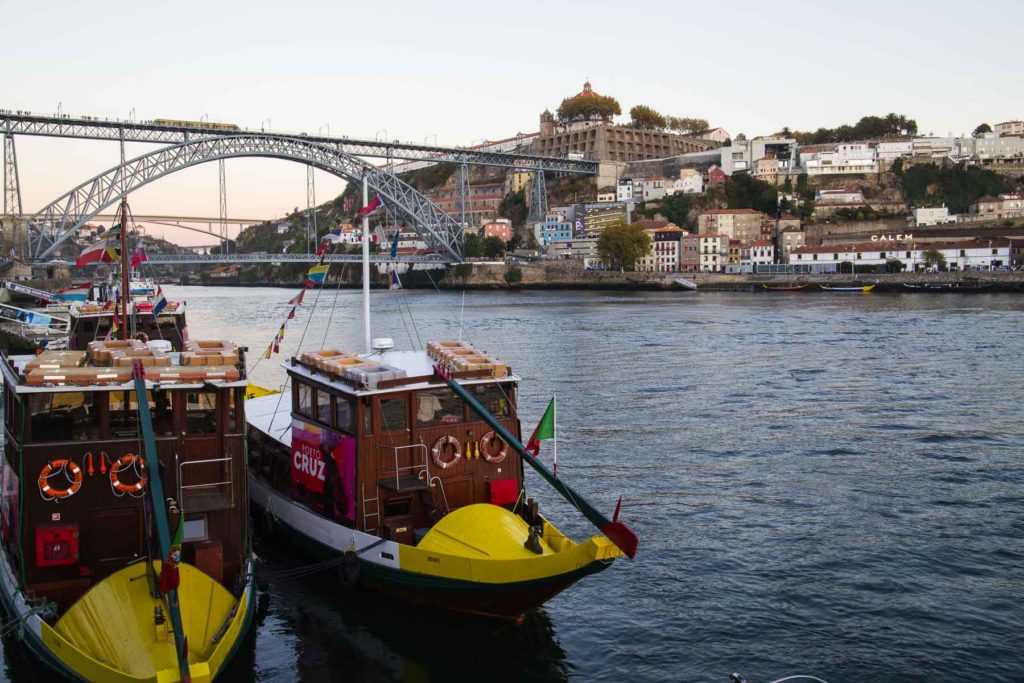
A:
0 338 256 682
762 283 808 291
820 283 876 293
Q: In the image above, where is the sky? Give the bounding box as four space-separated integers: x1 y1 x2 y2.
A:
1 0 1021 245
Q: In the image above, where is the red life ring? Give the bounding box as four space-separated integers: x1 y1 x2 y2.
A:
480 431 508 464
110 454 148 495
38 459 83 500
431 435 462 469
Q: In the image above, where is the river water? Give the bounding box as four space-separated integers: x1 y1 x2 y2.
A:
4 287 1024 682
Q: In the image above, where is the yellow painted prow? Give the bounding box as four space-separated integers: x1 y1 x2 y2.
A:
40 561 251 683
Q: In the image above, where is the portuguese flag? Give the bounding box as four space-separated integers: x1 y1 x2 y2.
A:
526 396 555 457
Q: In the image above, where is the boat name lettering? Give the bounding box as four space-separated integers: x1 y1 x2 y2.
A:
427 556 440 564
292 444 326 481
870 233 913 242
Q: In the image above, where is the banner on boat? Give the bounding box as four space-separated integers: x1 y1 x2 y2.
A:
290 420 356 522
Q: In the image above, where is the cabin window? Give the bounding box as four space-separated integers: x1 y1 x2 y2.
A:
29 392 102 442
469 384 511 419
335 396 355 434
185 390 218 434
378 397 407 433
183 516 208 542
150 390 174 436
362 400 373 436
315 389 332 425
383 498 411 517
227 389 241 433
108 391 140 438
296 383 313 418
415 389 464 427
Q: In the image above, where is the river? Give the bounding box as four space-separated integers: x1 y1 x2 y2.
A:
4 287 1023 682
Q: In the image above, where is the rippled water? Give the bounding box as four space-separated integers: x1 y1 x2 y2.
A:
4 287 1024 682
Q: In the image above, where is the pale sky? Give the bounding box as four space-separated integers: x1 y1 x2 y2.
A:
2 0 1021 245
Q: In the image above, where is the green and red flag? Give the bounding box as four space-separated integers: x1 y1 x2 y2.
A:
158 515 184 594
526 396 555 457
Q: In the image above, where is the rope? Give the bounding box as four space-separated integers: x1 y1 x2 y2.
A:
246 537 387 584
0 601 58 638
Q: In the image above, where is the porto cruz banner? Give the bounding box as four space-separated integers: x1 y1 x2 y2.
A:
291 419 356 521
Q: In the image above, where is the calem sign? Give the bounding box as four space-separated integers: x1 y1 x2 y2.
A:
871 233 913 242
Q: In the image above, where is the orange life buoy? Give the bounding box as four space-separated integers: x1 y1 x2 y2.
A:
480 431 509 464
38 459 83 501
110 454 148 496
431 435 462 469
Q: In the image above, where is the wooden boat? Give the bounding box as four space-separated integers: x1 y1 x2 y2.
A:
820 284 876 293
2 201 254 682
246 181 635 623
66 276 187 352
903 282 955 290
762 283 808 291
0 339 256 682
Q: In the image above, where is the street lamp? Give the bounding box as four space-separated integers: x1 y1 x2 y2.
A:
261 118 271 132
201 113 209 123
375 129 388 141
319 124 330 136
425 133 438 146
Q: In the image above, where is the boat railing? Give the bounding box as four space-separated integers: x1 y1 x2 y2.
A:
376 443 430 492
179 455 234 511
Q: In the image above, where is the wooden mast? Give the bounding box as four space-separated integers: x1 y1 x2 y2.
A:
120 197 129 341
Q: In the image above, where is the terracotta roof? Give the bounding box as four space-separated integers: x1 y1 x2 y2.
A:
687 233 725 239
749 240 774 247
574 81 600 98
780 214 800 221
973 196 1002 204
701 209 762 215
781 226 804 233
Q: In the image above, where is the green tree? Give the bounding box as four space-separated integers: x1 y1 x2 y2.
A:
659 193 694 228
924 249 946 270
629 105 667 130
899 163 1011 213
482 236 506 258
666 116 709 133
726 174 777 214
463 232 483 258
973 123 992 136
597 220 651 271
504 267 523 284
886 258 905 273
557 94 621 123
498 189 528 229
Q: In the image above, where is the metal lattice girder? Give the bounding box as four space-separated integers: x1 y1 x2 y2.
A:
27 135 467 262
3 134 22 217
529 171 548 222
0 112 598 174
42 253 447 265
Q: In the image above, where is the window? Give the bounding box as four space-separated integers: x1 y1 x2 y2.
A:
379 397 407 433
416 389 464 427
335 396 355 433
29 392 100 443
316 389 332 425
185 390 218 434
469 384 511 419
183 516 208 542
296 383 312 417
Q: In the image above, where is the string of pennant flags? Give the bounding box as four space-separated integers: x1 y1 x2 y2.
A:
257 194 399 361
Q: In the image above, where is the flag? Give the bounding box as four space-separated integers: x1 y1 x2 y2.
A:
263 343 272 359
358 195 383 218
316 241 328 258
158 516 184 594
273 339 280 354
304 264 328 288
343 196 353 212
389 230 401 259
289 289 306 306
152 285 167 316
388 268 402 290
104 309 121 341
287 306 296 320
130 242 148 269
277 324 286 342
526 397 555 457
75 240 120 267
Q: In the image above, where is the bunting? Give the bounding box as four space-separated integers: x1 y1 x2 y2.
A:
304 264 328 288
76 239 120 267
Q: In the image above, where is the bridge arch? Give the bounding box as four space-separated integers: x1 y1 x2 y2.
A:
26 135 464 262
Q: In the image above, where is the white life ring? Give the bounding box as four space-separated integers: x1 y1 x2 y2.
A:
431 435 462 469
480 431 508 464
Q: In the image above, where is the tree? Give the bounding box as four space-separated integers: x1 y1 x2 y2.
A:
463 232 483 258
498 189 528 229
597 220 651 271
482 236 506 258
556 94 621 124
973 123 992 137
667 116 709 133
658 193 694 228
924 248 946 270
886 258 905 273
629 105 667 130
726 174 777 214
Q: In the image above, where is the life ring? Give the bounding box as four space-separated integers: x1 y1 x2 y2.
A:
109 454 148 496
38 459 83 501
480 431 509 464
431 435 462 469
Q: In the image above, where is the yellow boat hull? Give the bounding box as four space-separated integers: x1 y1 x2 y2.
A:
36 560 254 683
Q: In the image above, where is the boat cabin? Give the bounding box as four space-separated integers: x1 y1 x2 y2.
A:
0 340 247 611
67 300 187 352
247 342 524 546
